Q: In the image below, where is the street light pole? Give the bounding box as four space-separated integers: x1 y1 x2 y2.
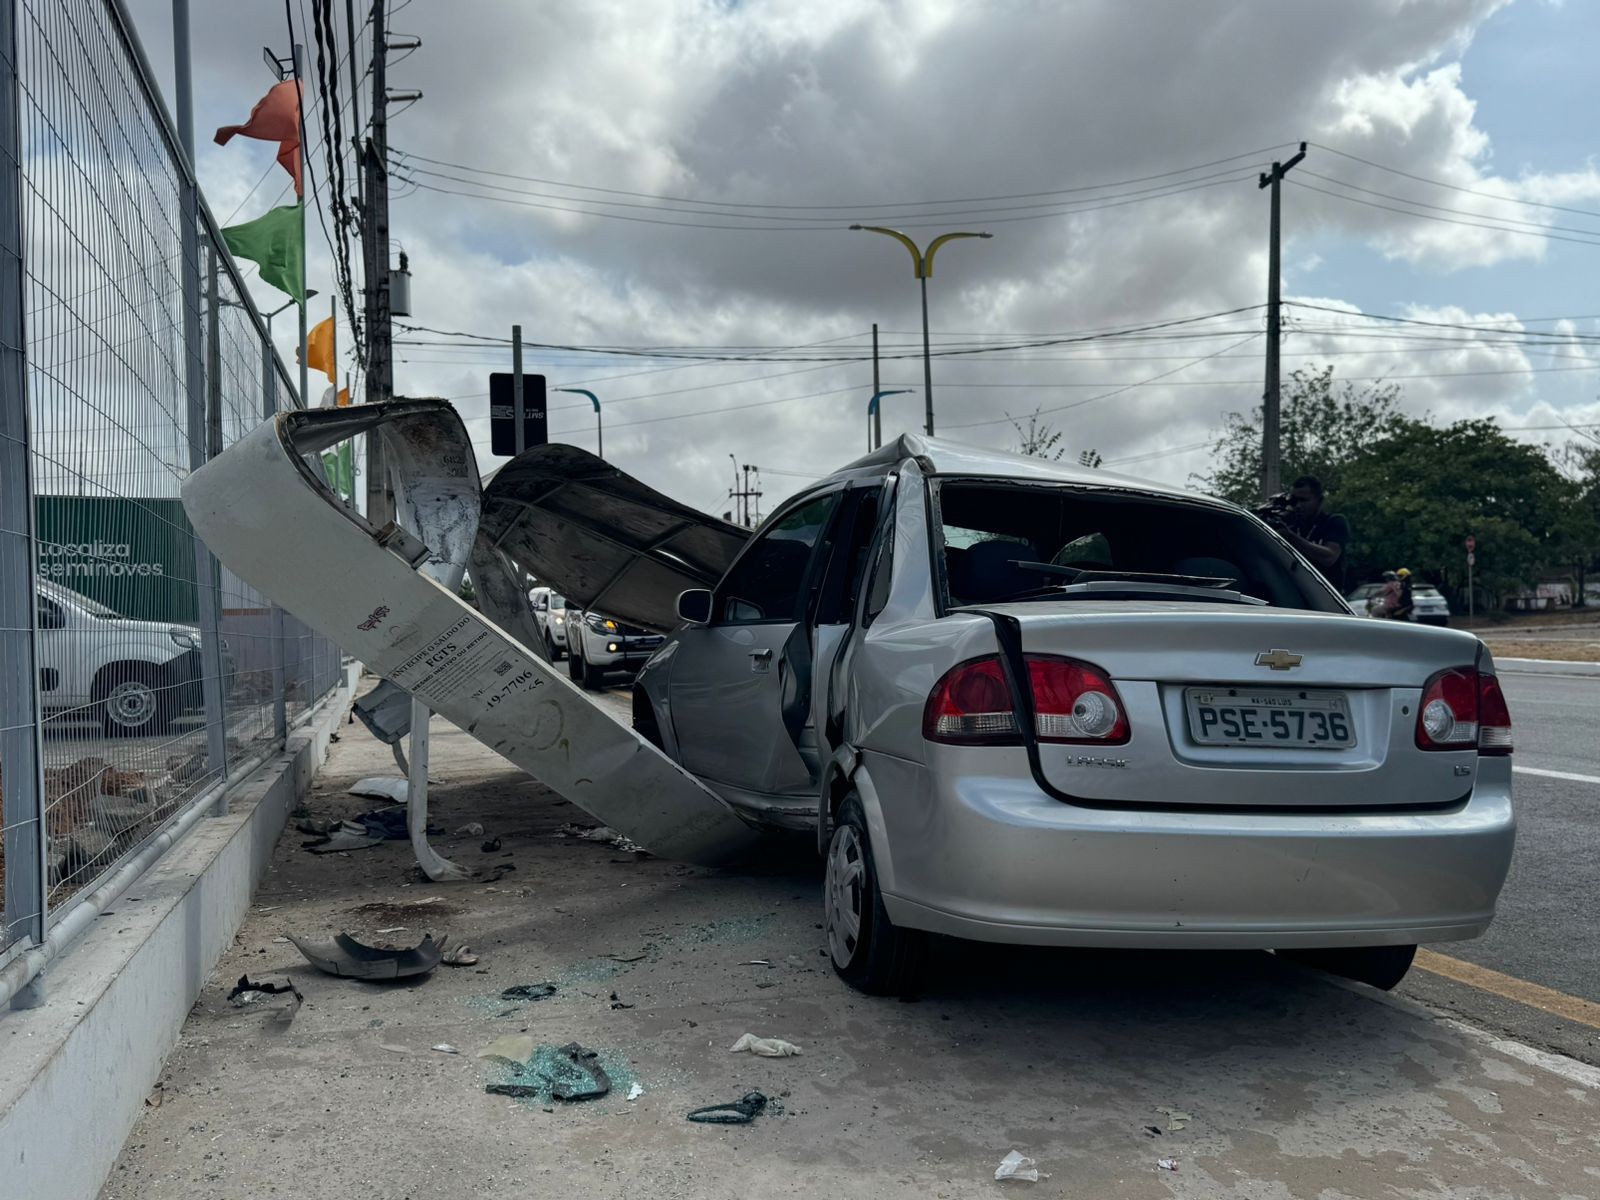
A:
866 389 913 451
554 388 602 460
851 225 991 436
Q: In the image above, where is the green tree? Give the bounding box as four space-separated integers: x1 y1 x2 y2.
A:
1335 418 1595 605
1194 365 1405 504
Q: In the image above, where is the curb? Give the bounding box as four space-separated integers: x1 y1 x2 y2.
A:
1494 657 1600 677
0 666 356 1200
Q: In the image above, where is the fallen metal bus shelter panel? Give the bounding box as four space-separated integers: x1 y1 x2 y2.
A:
479 444 750 634
180 400 757 865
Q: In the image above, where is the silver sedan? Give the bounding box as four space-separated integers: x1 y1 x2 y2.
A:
634 436 1515 994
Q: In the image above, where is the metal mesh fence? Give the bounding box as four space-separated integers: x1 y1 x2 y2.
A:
1 0 344 968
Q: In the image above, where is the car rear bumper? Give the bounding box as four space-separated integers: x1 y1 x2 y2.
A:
863 751 1514 949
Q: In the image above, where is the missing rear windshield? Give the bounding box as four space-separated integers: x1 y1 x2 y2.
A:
932 479 1344 611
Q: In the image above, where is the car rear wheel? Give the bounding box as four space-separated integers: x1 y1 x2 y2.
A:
1278 943 1417 991
95 663 174 737
826 795 925 995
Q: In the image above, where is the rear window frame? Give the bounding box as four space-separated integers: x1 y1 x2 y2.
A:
925 475 1348 615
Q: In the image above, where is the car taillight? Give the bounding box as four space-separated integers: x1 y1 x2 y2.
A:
923 657 1018 743
1416 668 1477 750
923 655 1128 745
1415 667 1511 754
1477 672 1513 756
1027 656 1130 744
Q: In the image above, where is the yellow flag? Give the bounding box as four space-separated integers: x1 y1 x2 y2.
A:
336 387 350 407
301 316 335 382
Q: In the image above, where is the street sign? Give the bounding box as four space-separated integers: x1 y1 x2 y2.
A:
1467 552 1476 566
1465 535 1476 552
489 371 547 456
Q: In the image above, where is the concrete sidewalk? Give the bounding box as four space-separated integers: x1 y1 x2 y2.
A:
102 706 1600 1199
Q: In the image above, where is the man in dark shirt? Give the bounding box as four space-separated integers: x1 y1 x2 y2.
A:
1280 475 1351 591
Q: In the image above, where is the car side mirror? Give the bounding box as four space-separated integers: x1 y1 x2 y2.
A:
677 588 713 625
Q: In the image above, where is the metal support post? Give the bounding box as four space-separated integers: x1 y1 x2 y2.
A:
263 348 287 741
177 7 227 803
196 247 229 810
512 323 525 456
871 323 881 450
2 0 49 998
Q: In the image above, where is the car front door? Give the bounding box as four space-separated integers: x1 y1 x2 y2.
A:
668 491 841 798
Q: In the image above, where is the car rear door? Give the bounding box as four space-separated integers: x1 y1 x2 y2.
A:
668 490 841 796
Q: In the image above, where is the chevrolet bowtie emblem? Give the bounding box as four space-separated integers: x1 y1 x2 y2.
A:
1255 649 1302 671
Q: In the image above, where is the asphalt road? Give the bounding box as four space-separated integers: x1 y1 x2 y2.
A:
1397 667 1600 1062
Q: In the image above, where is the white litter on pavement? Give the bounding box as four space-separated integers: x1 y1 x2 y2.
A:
994 1151 1041 1182
730 1033 802 1057
627 1083 645 1101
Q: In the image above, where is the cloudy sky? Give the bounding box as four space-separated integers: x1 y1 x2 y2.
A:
130 0 1600 515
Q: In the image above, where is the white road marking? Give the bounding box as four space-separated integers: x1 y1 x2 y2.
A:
1514 766 1600 786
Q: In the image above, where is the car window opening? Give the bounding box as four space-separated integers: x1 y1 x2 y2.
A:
935 480 1343 612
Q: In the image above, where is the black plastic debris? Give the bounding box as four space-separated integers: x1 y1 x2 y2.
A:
485 1083 541 1098
287 932 443 980
608 991 634 1010
481 836 502 853
500 983 557 1002
226 974 302 1005
687 1091 768 1125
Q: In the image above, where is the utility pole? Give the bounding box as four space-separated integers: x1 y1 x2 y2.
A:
727 456 762 527
362 0 394 522
871 322 881 451
1258 141 1306 501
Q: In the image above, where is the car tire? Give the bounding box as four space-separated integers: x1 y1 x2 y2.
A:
94 662 174 737
581 655 606 691
825 794 925 995
1278 944 1417 991
567 641 583 682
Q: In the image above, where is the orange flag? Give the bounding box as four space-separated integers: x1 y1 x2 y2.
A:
301 316 335 382
214 80 302 196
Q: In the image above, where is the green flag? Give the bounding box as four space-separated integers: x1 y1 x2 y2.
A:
220 202 304 302
320 442 353 501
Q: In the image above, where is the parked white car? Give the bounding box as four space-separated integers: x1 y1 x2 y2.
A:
529 586 569 658
35 580 209 736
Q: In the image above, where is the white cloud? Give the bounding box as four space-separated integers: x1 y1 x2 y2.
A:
111 0 1600 508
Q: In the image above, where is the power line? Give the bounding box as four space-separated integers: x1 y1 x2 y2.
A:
1285 302 1600 342
1301 168 1600 240
395 306 1268 363
399 170 1258 232
389 143 1297 211
944 332 1263 432
1289 178 1600 250
391 160 1263 225
1309 141 1600 221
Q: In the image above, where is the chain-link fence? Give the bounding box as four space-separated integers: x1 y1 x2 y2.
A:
1 0 345 978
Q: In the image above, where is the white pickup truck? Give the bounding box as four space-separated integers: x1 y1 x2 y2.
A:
34 580 211 736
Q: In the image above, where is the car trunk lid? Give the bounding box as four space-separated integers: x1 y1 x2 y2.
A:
977 600 1485 809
